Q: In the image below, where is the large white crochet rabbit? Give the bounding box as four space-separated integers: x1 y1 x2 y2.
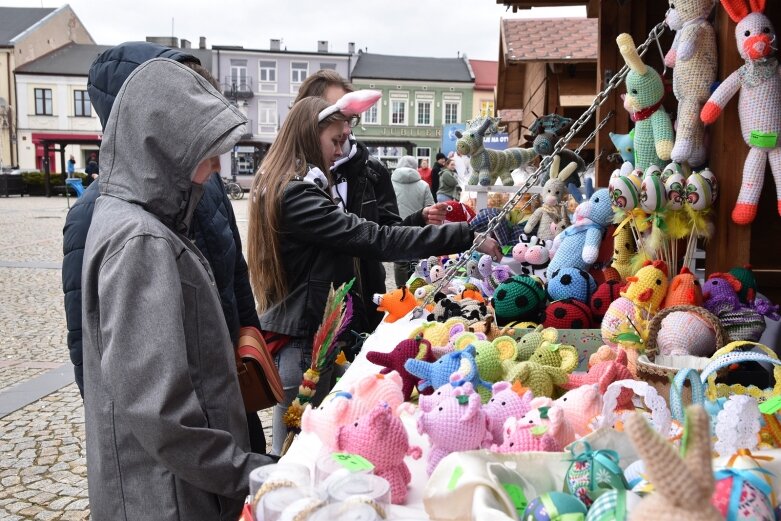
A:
701 0 781 225
625 405 722 521
666 0 718 167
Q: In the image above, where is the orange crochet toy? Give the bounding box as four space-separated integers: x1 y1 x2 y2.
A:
374 287 419 323
662 266 703 309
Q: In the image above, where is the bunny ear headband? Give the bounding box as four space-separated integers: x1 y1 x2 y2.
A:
318 89 382 122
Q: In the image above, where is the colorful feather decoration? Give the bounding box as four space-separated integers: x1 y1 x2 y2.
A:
281 278 354 454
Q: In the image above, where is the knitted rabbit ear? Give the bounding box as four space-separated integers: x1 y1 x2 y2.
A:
680 406 715 492
557 161 579 182
318 89 382 122
550 155 562 179
720 0 750 22
749 0 766 14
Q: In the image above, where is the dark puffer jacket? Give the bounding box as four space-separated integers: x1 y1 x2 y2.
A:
334 142 426 335
62 42 263 396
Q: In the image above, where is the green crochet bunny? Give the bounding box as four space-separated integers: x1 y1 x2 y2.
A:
617 33 675 170
504 340 579 398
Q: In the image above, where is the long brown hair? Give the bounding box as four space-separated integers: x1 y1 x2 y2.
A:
248 96 347 314
294 69 353 104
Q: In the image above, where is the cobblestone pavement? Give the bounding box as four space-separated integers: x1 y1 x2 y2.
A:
0 195 273 520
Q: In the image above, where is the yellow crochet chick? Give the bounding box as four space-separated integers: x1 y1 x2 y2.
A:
621 260 669 316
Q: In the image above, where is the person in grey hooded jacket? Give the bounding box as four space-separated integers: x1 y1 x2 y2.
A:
81 58 271 520
391 155 434 286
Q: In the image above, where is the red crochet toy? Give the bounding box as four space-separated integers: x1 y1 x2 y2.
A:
366 335 434 400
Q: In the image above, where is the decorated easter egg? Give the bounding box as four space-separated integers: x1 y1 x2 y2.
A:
523 492 588 521
685 173 712 211
585 489 642 521
656 311 717 357
712 469 775 521
640 173 667 213
601 297 649 348
609 176 639 210
643 165 662 179
698 168 718 205
664 173 687 211
565 442 629 507
627 170 643 191
661 162 685 184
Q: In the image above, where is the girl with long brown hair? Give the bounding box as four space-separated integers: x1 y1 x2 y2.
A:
248 94 500 455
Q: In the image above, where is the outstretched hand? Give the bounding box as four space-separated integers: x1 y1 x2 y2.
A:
422 202 449 225
475 236 503 263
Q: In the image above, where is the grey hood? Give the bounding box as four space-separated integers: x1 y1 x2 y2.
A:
99 58 247 228
391 167 422 184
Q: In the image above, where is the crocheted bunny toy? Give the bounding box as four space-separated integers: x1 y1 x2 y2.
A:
490 416 562 453
524 155 576 241
666 0 718 166
373 286 419 323
483 382 534 444
404 344 491 395
456 116 537 186
366 335 435 400
701 0 781 224
546 188 613 279
617 33 675 170
552 384 604 437
348 371 405 417
531 129 584 186
336 403 422 504
416 383 493 474
562 349 634 412
625 405 721 521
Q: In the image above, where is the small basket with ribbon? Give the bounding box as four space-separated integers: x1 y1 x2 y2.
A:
565 440 629 508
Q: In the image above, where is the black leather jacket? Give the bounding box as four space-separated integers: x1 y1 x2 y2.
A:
258 179 474 338
334 142 426 333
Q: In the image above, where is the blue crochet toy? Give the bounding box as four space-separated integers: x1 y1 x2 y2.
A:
546 188 613 279
404 344 491 394
609 130 636 164
547 267 597 303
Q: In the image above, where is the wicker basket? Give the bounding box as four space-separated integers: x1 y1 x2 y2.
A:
636 305 726 405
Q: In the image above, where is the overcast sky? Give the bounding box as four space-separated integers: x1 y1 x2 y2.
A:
6 1 584 60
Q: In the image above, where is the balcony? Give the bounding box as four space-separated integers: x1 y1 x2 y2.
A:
222 76 254 99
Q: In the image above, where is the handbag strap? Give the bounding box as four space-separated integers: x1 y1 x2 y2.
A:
670 368 705 422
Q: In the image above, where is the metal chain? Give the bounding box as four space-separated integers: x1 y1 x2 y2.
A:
414 20 668 314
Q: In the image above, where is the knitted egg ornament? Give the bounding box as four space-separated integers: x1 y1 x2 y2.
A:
492 275 547 326
698 168 718 206
685 172 712 212
565 442 630 507
523 492 588 521
655 310 718 357
586 489 642 521
609 176 640 211
544 298 594 329
640 171 668 213
547 268 598 303
591 280 625 320
712 469 774 521
665 172 687 211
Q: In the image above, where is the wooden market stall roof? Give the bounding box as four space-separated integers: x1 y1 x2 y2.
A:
501 18 598 64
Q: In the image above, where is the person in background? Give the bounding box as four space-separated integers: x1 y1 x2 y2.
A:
84 153 98 185
391 155 435 287
417 158 432 188
81 57 272 521
430 151 447 199
61 41 268 454
437 158 462 203
66 155 76 179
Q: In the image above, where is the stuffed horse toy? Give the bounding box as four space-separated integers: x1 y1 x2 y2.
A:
456 117 536 186
617 34 676 170
701 0 781 224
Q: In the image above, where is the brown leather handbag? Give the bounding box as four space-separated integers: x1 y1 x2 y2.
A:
235 326 285 412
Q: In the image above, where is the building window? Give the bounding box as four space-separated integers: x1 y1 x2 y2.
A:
444 101 460 125
291 62 309 84
320 63 337 70
230 61 248 86
480 100 495 118
416 100 432 126
363 103 379 125
258 100 277 134
34 88 53 116
74 90 91 117
415 147 431 163
259 61 276 83
391 100 407 125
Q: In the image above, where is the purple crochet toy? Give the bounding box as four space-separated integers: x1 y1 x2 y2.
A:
416 383 492 474
483 382 534 444
367 335 435 400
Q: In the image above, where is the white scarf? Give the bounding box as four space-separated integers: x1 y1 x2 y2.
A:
303 166 348 211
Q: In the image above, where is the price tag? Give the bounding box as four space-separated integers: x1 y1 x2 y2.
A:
331 452 375 473
750 131 779 148
447 465 464 490
502 483 528 514
759 395 781 415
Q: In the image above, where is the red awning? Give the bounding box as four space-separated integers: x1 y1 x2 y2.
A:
31 132 102 145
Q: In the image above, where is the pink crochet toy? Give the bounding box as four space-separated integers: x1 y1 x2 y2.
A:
348 371 405 416
336 403 422 504
701 0 781 224
483 381 534 444
366 335 435 400
520 400 577 448
553 385 604 437
561 349 634 410
416 383 492 475
490 417 562 453
301 392 359 449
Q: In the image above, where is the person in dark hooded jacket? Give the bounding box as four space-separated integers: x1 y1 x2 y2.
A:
61 42 267 453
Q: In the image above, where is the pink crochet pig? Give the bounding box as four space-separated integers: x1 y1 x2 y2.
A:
553 385 603 437
348 371 405 417
520 401 577 448
419 380 464 413
417 383 492 475
490 417 561 453
336 403 422 504
301 392 358 449
562 349 634 410
483 381 534 444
